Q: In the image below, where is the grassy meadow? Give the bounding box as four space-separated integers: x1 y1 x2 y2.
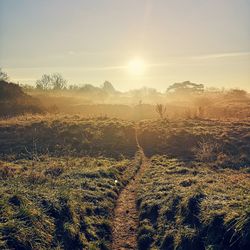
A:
0 81 250 249
0 115 137 159
137 119 250 167
0 112 249 249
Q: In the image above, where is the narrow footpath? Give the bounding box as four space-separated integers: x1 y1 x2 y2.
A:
111 129 148 249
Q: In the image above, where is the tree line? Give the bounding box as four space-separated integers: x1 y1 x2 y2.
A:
0 68 248 98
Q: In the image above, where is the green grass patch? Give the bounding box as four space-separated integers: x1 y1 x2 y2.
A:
136 155 250 249
0 154 142 249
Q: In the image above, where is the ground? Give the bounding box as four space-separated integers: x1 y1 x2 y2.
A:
0 115 249 249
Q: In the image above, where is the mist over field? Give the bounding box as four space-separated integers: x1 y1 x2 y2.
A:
0 0 250 250
1 71 250 121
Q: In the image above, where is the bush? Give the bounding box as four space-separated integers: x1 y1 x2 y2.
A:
0 80 45 117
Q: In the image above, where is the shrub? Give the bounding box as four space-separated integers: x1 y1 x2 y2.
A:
194 140 220 162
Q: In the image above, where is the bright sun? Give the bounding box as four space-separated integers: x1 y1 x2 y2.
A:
128 58 146 75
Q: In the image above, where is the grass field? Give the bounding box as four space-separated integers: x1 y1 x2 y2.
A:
0 114 249 249
0 115 137 159
137 119 250 168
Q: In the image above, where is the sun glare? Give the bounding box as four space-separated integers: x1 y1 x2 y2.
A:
128 58 146 75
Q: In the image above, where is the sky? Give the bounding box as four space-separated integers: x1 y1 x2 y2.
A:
0 0 249 91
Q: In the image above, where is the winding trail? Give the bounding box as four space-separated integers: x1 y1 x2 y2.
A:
111 129 148 250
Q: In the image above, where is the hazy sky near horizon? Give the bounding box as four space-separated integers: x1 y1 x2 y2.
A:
0 0 249 91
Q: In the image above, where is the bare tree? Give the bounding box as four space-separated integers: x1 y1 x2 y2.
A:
0 68 9 81
155 104 166 119
51 73 67 90
36 73 67 90
36 74 51 90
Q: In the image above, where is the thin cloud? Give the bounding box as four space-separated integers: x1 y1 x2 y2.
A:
192 52 250 60
80 65 127 71
5 51 250 74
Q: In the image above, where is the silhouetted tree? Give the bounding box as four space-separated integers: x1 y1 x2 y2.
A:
102 81 115 92
36 73 67 90
226 89 247 98
80 84 100 92
36 74 52 90
0 68 9 81
68 84 80 90
167 81 204 94
51 73 67 90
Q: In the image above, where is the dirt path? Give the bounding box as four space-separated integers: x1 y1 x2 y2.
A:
111 146 148 250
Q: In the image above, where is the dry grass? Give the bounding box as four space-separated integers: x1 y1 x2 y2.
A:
0 114 137 159
137 118 250 168
0 114 249 249
136 155 250 250
0 154 142 249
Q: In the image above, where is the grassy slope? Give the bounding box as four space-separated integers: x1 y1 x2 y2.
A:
136 156 250 250
136 119 250 249
0 154 142 249
1 115 250 249
138 119 250 167
0 115 137 158
0 115 141 249
0 81 44 117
